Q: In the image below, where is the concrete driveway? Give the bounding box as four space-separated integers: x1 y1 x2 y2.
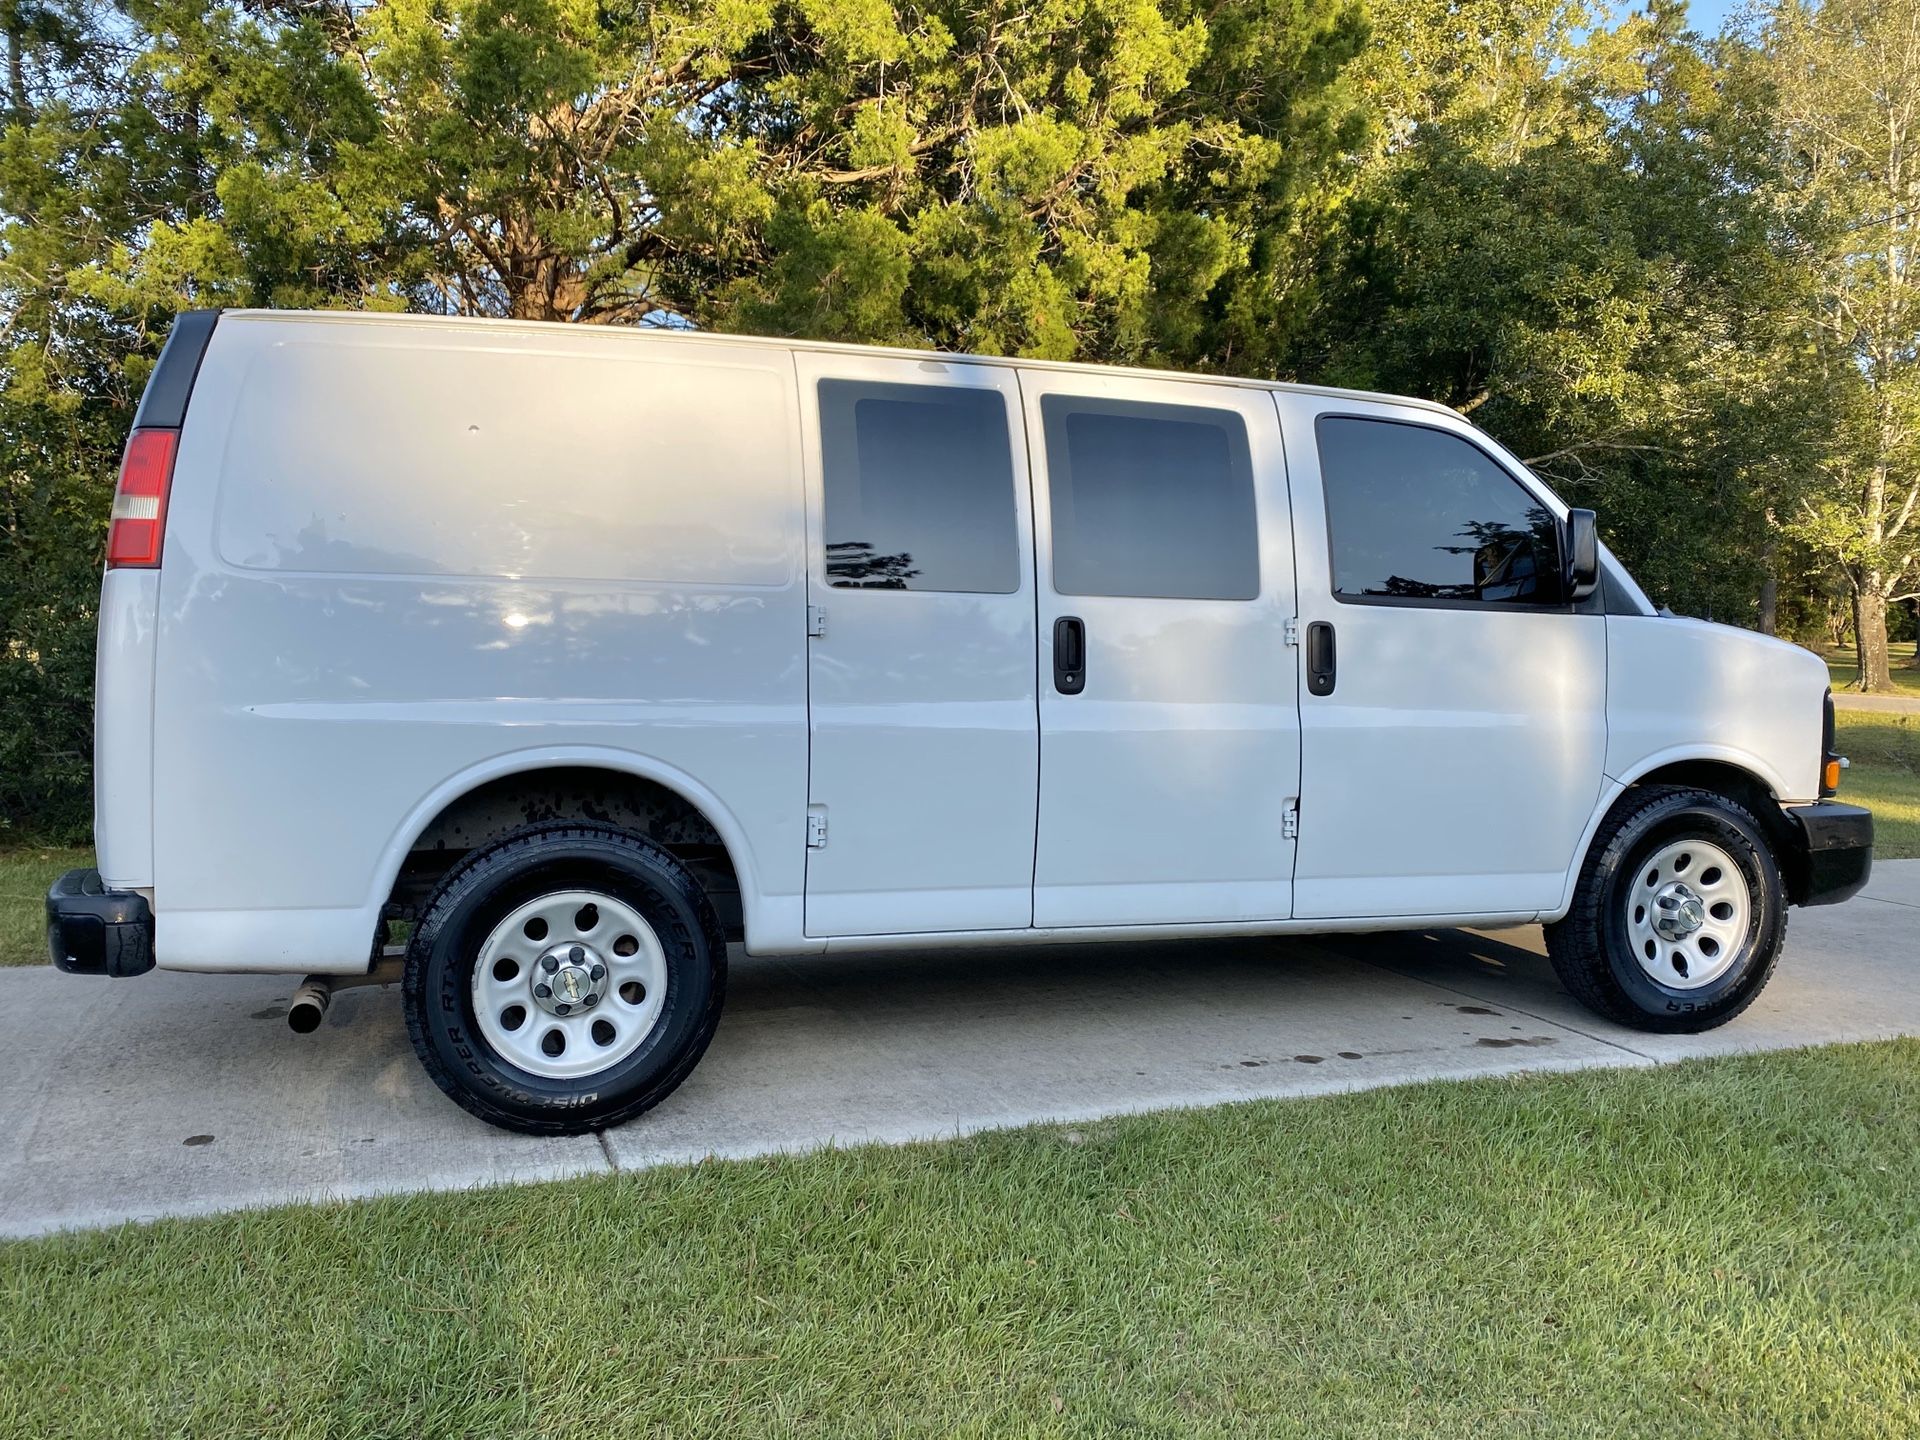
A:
1832 690 1920 714
4 862 1916 1239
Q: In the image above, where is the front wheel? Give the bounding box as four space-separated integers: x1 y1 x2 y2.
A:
403 822 727 1134
1546 786 1786 1033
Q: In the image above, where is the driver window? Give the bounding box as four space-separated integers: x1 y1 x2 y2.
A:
1316 416 1565 606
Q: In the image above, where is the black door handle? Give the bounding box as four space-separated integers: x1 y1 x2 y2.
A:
1054 616 1086 694
1306 621 1336 696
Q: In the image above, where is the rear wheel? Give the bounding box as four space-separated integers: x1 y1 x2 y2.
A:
403 822 726 1134
1546 786 1786 1032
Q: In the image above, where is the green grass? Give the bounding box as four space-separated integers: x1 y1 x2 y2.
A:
3 1042 1917 1438
1836 711 1920 859
1825 641 1920 698
0 846 89 967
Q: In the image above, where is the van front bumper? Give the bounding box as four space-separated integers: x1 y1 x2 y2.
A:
1784 802 1874 907
46 868 155 977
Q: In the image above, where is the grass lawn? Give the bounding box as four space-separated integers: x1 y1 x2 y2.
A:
1825 640 1920 698
0 845 89 968
1836 711 1920 859
2 1042 1917 1438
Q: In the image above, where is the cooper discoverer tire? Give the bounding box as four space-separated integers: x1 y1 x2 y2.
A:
1545 786 1786 1033
403 821 726 1135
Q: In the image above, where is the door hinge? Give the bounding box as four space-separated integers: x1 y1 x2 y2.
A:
1282 801 1299 840
1283 618 1300 647
806 805 828 848
806 604 827 638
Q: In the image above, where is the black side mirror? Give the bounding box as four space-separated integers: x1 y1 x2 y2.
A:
1564 508 1599 602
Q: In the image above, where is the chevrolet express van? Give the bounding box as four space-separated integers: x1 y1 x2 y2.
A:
47 310 1874 1134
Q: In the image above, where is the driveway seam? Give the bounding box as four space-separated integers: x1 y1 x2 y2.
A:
1831 695 1920 715
1860 893 1920 911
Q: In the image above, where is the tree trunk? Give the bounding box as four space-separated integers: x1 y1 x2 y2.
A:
183 98 202 221
1757 513 1782 636
6 16 27 120
1906 600 1920 668
1854 581 1893 691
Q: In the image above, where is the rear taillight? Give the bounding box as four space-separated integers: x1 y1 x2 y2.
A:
106 428 179 568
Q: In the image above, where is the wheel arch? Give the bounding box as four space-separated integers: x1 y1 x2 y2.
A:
1552 747 1800 920
372 747 761 945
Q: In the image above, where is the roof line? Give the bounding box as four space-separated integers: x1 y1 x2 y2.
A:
220 308 1463 419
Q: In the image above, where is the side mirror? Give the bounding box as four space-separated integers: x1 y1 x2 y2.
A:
1564 508 1599 602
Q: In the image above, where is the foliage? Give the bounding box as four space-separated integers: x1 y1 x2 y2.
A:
1310 0 1834 625
3 0 1918 836
1737 0 1920 690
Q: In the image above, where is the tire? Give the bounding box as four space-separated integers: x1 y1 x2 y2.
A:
403 821 727 1135
1545 786 1786 1033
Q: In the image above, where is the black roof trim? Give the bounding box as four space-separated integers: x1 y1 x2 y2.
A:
131 309 221 431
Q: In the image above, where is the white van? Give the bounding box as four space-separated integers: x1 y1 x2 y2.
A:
48 310 1873 1134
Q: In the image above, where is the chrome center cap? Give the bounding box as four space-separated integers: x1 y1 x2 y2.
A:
1651 883 1706 941
531 942 605 1017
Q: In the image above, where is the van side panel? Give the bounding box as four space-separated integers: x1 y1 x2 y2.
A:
151 315 809 971
212 336 795 585
1603 615 1825 802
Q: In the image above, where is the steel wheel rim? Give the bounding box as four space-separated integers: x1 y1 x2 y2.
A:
472 888 668 1080
1625 838 1750 990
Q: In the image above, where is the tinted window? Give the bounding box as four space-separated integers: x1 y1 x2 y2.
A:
1317 417 1564 605
819 380 1019 593
1041 396 1258 600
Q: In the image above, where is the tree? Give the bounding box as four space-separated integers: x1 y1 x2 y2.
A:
1302 0 1823 623
0 0 230 838
1744 0 1920 690
86 0 1367 360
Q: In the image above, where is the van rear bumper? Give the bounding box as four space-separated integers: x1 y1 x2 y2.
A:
1782 802 1874 907
46 869 155 977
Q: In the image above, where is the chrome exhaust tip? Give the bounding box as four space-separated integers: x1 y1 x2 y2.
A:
287 976 332 1034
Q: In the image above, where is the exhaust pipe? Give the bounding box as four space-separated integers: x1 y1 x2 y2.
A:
285 955 403 1034
287 976 332 1033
